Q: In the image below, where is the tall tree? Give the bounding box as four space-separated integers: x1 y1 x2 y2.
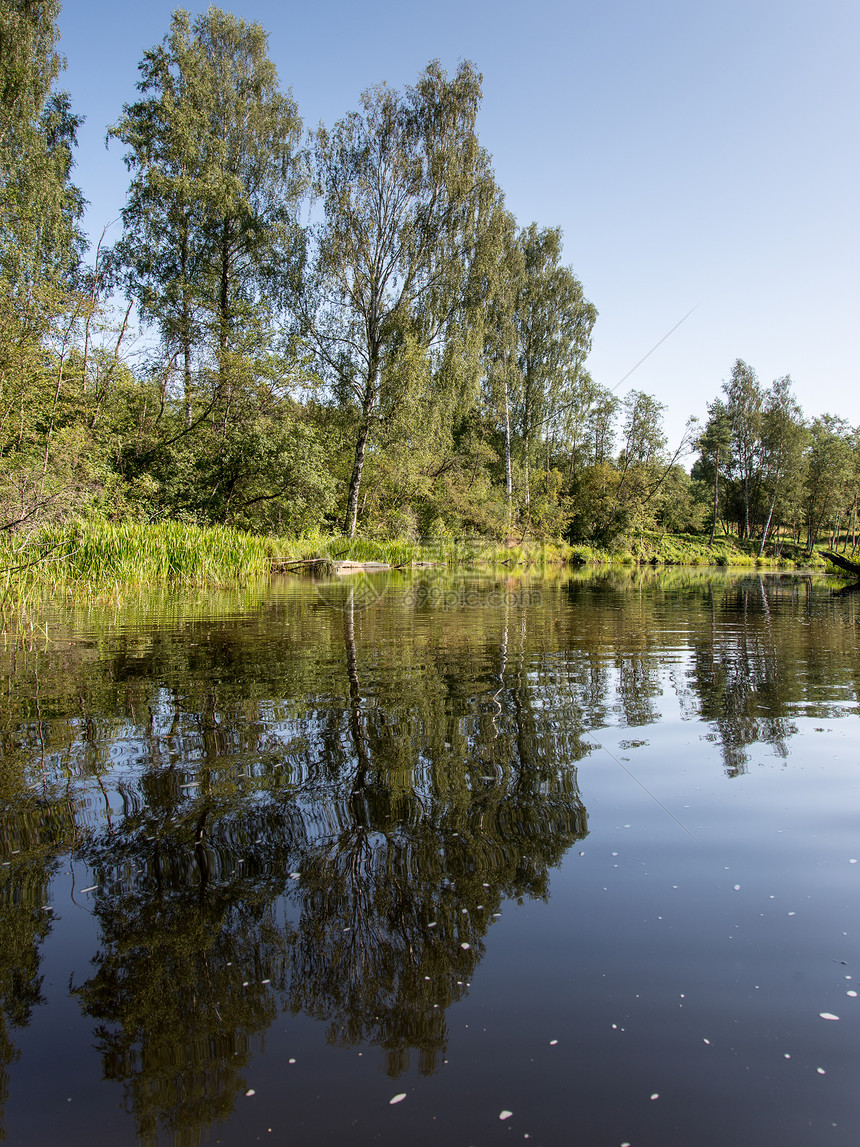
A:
757 376 805 555
723 359 763 539
0 0 85 290
510 224 596 513
0 0 91 538
304 60 497 538
803 414 851 551
481 208 523 529
698 398 732 544
110 7 306 414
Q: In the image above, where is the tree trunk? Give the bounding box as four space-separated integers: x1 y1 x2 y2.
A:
503 376 513 533
344 419 370 539
219 217 230 361
844 496 857 554
344 369 378 539
181 222 193 427
759 481 778 557
830 509 840 549
709 451 720 545
743 472 751 540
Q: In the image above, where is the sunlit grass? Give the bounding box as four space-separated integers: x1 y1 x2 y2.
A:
0 521 833 613
0 520 275 600
272 532 585 573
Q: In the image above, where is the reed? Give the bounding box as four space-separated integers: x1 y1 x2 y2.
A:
0 520 275 596
2 521 822 606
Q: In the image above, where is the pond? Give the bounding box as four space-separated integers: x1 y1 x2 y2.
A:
0 568 858 1145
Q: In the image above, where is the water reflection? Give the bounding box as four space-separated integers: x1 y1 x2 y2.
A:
1 570 859 1143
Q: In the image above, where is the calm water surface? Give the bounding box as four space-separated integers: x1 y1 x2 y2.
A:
1 568 859 1146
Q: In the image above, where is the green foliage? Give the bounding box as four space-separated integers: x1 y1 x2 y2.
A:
109 3 307 446
305 59 499 537
3 12 860 578
0 0 85 288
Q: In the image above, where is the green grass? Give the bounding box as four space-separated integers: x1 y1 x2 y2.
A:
0 520 835 605
626 530 828 569
273 532 560 571
274 532 427 567
0 520 275 598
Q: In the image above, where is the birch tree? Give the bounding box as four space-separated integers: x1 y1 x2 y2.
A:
723 359 763 538
757 376 805 555
110 7 306 413
305 60 496 538
510 224 596 512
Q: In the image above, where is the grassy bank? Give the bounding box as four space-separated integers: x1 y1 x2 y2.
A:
0 520 276 600
0 520 833 601
626 531 828 570
271 531 584 572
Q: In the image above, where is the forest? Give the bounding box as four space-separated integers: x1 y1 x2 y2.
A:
2 1 858 573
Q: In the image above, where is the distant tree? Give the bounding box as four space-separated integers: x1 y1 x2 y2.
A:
803 414 851 550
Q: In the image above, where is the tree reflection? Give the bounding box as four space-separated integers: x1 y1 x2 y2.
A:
3 570 860 1141
689 577 807 774
72 845 287 1147
0 795 74 1142
64 585 587 1143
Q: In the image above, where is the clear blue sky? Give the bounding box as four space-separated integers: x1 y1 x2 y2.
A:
58 0 859 448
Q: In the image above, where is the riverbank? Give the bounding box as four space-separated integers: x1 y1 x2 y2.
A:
0 520 833 600
625 530 829 570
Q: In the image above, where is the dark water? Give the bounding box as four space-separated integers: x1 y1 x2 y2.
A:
1 568 859 1146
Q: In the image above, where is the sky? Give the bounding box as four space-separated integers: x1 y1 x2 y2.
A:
56 0 860 449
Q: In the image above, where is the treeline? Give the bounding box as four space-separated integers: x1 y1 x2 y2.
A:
0 3 856 552
696 360 860 554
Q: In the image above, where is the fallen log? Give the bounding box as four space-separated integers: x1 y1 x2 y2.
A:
271 557 394 575
271 557 335 573
822 550 860 577
333 561 390 574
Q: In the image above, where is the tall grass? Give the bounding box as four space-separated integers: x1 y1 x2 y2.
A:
1 521 826 606
0 520 275 598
